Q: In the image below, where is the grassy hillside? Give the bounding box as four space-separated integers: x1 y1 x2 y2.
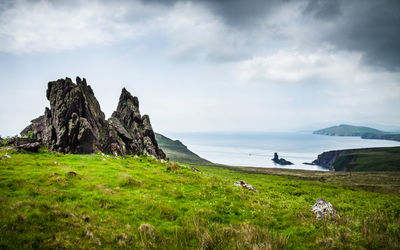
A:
333 147 400 172
313 124 384 136
1 148 400 249
155 133 212 165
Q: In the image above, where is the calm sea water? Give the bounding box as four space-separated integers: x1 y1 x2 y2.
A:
165 132 400 171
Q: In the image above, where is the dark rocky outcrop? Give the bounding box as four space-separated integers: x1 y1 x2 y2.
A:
108 88 166 159
21 77 105 153
272 152 293 165
21 77 166 159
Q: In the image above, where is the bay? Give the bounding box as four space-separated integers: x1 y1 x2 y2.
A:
165 132 400 171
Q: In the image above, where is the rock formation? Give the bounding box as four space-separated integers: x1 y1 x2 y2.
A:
21 77 166 159
108 88 166 158
21 77 106 154
272 152 293 165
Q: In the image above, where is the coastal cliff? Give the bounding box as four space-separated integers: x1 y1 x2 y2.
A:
313 147 400 171
312 149 353 170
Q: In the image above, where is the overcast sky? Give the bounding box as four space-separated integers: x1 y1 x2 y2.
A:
0 0 399 136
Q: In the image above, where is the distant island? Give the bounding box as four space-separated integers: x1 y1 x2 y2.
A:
313 124 400 142
271 152 293 165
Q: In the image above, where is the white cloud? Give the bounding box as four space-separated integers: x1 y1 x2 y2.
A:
0 0 251 60
232 48 400 128
235 49 366 83
0 0 154 53
155 1 247 61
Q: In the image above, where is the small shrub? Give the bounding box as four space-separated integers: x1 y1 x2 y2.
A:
166 162 180 171
27 131 36 140
98 199 115 209
120 175 143 187
139 223 163 249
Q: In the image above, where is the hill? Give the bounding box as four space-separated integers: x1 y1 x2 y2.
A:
313 124 384 136
1 147 400 248
155 133 212 165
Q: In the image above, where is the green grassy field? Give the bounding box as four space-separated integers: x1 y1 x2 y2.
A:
210 165 400 194
1 147 400 249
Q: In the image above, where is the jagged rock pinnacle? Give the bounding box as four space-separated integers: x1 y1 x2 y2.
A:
21 77 166 159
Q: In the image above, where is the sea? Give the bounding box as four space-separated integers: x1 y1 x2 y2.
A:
165 132 400 171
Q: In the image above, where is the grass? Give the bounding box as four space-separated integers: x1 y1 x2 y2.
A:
0 147 400 249
210 165 400 194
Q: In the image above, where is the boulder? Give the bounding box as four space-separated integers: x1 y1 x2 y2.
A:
272 152 293 165
21 77 166 159
191 166 200 172
234 180 258 192
15 142 41 152
311 198 338 220
6 137 36 146
1 153 11 159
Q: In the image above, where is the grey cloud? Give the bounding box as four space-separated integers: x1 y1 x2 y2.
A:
303 0 342 21
142 0 400 70
2 0 399 71
301 0 400 71
140 0 284 26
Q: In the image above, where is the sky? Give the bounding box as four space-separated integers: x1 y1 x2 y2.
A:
0 0 399 136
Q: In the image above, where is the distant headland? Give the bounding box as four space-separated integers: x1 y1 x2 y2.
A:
313 124 400 142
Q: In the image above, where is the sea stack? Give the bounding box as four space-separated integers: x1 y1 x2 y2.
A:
271 152 293 165
21 77 166 159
